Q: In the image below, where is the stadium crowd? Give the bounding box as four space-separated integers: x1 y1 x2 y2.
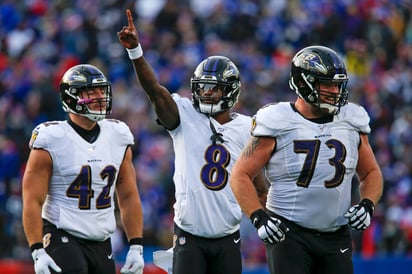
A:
0 0 411 269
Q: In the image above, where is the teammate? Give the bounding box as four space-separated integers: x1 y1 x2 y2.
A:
230 45 384 274
22 64 145 274
117 9 267 274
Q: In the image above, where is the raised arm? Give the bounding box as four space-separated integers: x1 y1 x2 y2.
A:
117 9 179 130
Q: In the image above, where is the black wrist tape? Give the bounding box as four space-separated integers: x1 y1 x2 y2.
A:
129 237 143 246
30 242 43 252
360 198 375 216
250 209 267 228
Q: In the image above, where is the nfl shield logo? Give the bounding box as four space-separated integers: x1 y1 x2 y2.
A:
178 237 186 245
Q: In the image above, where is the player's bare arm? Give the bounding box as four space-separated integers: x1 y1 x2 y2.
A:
117 9 179 130
22 149 52 246
231 136 275 216
356 134 383 206
241 136 262 158
116 146 144 240
252 170 268 208
247 137 270 207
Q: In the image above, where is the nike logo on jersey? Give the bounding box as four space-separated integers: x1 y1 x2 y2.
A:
107 254 113 260
234 238 240 244
340 248 349 253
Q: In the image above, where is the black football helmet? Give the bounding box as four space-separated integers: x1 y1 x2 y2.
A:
191 56 241 114
289 46 348 114
59 64 112 122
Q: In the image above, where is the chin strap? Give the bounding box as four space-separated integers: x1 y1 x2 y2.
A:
208 116 226 145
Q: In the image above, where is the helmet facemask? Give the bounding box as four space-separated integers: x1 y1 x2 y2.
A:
62 85 112 122
192 81 240 114
295 73 348 115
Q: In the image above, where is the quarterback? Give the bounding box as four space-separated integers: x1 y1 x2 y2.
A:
117 9 268 274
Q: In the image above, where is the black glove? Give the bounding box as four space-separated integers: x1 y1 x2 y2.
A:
344 198 375 230
250 209 289 244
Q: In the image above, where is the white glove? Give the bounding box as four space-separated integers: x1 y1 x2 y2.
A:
153 248 173 274
344 198 375 230
31 248 62 274
120 245 144 274
250 209 289 244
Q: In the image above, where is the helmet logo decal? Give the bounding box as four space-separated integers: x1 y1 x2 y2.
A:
64 70 87 83
223 69 235 78
295 53 328 75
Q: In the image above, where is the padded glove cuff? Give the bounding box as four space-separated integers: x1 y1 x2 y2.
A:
250 209 267 228
360 198 375 216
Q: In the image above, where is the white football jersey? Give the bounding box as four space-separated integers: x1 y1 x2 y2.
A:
170 94 252 238
29 119 134 241
252 102 370 232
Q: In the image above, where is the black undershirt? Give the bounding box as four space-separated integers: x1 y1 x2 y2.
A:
67 118 100 143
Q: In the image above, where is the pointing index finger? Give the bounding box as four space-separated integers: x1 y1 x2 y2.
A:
126 9 135 28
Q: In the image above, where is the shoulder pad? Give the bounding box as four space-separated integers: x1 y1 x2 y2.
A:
29 121 66 149
101 119 134 145
252 103 292 136
337 103 371 134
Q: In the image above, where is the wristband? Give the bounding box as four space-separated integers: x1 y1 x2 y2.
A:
250 208 267 227
129 237 143 245
360 198 375 215
126 44 143 60
30 242 43 252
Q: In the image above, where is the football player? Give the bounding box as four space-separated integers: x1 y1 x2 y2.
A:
117 9 267 274
230 45 383 274
22 64 145 274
